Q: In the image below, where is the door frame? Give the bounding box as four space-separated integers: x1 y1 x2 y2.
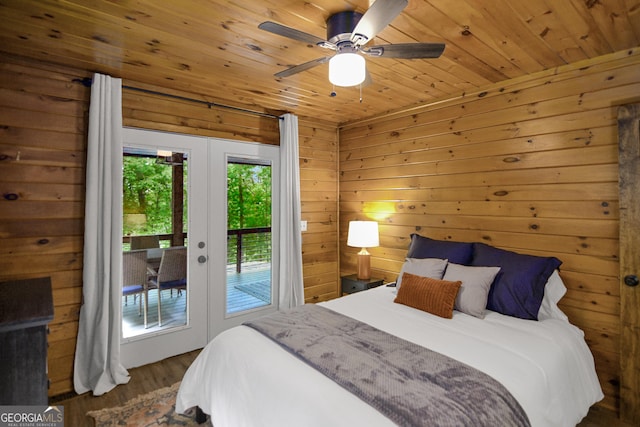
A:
208 138 280 340
617 103 640 423
120 127 209 368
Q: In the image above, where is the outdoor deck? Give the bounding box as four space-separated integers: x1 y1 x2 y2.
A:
226 265 272 313
122 265 271 338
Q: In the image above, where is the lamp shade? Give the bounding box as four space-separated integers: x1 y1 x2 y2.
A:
329 53 366 87
347 221 379 248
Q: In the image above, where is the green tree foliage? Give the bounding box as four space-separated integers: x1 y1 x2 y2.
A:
123 156 270 238
122 156 187 236
227 163 272 229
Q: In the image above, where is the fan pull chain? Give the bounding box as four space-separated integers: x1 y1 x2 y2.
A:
359 83 363 103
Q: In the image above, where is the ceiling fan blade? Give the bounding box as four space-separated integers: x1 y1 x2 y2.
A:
364 43 445 59
350 0 408 46
274 56 332 78
259 21 329 47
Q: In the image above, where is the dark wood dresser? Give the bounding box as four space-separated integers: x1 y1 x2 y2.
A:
0 277 54 405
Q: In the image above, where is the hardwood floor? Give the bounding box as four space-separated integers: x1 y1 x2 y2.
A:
51 350 201 426
53 348 630 427
578 406 635 427
54 266 272 425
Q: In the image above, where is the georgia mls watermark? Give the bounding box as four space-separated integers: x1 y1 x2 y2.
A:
0 406 64 427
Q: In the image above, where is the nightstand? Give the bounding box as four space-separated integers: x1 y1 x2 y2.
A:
341 274 384 295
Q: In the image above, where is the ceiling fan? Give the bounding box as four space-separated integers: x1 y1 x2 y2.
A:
258 0 445 87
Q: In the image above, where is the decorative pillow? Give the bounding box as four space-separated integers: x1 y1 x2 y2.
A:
406 234 474 265
537 270 569 321
396 257 448 290
471 243 562 320
394 273 462 318
443 263 501 319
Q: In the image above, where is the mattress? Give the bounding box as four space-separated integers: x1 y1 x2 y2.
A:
176 285 602 426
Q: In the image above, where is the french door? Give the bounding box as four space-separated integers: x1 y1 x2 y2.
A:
120 128 209 368
208 139 280 338
120 128 280 367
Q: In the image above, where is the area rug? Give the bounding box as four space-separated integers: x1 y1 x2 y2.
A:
87 382 212 426
235 280 271 302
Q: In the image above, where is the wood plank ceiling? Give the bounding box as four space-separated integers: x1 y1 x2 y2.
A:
0 0 638 124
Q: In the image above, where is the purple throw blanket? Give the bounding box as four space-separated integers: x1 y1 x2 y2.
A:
245 304 530 427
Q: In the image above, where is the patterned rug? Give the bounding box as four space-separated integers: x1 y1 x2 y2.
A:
235 280 271 302
87 382 211 426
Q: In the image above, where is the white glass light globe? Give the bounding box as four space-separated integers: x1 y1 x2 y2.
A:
328 53 366 87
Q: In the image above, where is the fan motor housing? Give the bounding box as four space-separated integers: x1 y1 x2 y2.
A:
326 11 363 44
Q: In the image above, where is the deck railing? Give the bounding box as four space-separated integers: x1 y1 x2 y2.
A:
122 233 186 250
123 228 271 274
227 227 271 273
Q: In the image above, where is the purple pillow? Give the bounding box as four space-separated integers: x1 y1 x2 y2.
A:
406 234 473 265
471 243 562 320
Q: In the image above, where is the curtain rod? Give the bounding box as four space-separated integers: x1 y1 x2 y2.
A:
73 77 283 120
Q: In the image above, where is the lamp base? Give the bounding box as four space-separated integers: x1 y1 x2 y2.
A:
356 248 371 280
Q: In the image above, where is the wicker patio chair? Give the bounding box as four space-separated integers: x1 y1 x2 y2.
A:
151 247 187 327
122 249 150 328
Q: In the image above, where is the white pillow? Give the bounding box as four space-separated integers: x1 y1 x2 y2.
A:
537 270 569 321
396 258 448 290
443 263 501 319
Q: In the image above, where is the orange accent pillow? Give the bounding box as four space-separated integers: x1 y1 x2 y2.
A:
394 272 462 319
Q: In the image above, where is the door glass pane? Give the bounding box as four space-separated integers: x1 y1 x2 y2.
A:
122 147 189 338
226 158 272 314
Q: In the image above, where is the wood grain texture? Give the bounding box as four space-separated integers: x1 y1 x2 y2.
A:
339 51 640 413
0 0 638 419
0 52 339 397
0 57 88 402
617 102 640 424
0 1 638 123
51 350 201 426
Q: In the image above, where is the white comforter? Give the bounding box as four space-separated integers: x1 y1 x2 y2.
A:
176 286 603 427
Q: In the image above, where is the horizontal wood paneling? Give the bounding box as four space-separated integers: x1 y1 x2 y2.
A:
0 58 89 404
0 1 638 123
1 41 635 414
0 52 339 397
339 49 640 413
299 119 339 302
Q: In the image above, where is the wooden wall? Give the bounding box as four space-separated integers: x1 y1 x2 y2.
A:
339 48 640 412
0 55 87 398
2 41 639 410
0 53 339 397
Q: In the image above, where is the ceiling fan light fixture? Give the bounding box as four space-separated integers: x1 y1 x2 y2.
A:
329 53 366 87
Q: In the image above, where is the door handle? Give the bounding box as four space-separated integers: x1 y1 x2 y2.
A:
198 255 207 264
624 275 639 287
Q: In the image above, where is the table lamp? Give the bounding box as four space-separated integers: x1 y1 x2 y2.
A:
347 221 379 280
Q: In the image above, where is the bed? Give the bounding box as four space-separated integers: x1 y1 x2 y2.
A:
176 235 603 426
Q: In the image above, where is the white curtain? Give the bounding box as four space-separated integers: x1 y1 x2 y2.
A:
278 113 305 309
74 73 130 395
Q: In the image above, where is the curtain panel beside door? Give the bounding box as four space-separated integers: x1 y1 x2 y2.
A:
74 105 303 391
74 73 130 395
278 113 305 309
